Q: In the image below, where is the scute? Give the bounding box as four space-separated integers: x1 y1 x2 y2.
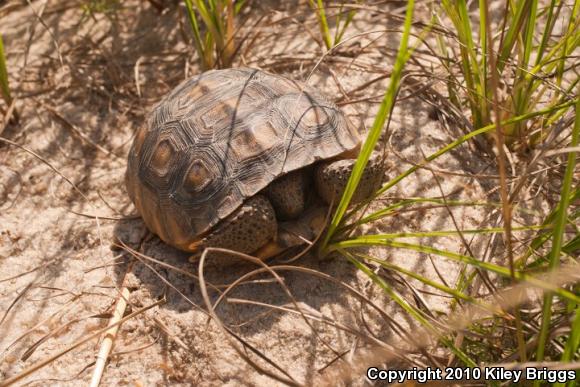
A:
126 68 360 251
184 159 213 192
150 140 175 176
230 120 281 161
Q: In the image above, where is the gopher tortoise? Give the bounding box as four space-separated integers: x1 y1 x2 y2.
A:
125 68 384 258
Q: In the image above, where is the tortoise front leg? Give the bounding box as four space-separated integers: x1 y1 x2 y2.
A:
190 195 277 256
265 169 307 220
314 153 385 205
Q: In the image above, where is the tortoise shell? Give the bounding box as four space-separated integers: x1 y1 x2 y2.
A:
125 68 360 251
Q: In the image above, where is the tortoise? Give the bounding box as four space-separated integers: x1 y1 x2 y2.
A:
125 68 384 259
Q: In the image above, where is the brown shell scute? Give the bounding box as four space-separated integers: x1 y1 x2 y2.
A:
126 68 360 250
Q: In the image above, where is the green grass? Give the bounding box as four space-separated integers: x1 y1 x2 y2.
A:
317 0 580 374
80 0 120 19
319 0 416 254
182 0 242 69
536 95 579 369
308 0 357 51
0 34 12 107
436 0 579 149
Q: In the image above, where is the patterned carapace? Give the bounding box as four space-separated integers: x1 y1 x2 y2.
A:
125 68 360 251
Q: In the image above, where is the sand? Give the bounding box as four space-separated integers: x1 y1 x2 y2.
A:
0 1 550 385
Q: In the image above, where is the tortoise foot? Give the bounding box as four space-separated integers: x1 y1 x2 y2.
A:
315 153 385 205
190 195 277 256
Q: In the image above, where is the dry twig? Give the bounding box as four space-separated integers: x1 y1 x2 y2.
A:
89 262 134 387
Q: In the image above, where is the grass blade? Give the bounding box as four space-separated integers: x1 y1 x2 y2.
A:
320 0 416 255
345 99 576 219
344 251 478 367
332 240 580 304
357 253 493 307
497 0 532 74
339 224 547 240
349 198 537 230
183 0 209 69
182 0 240 69
560 306 580 363
535 93 580 362
309 0 332 49
0 34 12 105
334 4 357 46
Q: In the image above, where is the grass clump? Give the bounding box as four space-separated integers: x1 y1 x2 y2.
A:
436 0 579 150
308 0 358 50
536 96 579 366
182 0 243 69
0 34 12 107
319 0 580 374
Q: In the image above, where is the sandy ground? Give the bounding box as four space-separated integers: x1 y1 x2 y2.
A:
0 1 552 385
